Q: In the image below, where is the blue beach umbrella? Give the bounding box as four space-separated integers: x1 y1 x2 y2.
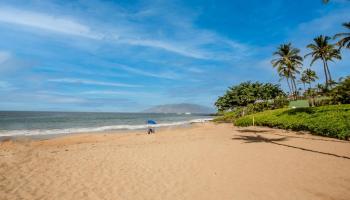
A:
147 120 157 125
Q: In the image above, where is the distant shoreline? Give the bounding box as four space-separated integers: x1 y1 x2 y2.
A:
0 118 213 141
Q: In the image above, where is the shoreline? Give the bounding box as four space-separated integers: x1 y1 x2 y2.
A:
0 118 212 142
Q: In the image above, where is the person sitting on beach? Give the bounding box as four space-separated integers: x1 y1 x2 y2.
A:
146 120 157 134
147 127 154 134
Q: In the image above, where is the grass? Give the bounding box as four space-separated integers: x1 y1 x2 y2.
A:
288 96 331 108
289 100 309 108
213 111 238 123
234 104 350 140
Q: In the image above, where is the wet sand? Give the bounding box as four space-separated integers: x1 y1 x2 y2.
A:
1 123 350 200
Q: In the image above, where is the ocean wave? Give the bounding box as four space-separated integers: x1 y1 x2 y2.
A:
0 118 213 137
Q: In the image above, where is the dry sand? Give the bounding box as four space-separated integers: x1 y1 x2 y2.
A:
1 122 350 200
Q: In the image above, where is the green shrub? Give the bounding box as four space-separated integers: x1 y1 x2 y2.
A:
330 76 350 104
235 105 350 140
214 97 289 123
213 111 236 123
213 108 244 123
314 98 334 106
215 81 286 112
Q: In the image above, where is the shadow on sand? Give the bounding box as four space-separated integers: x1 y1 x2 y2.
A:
236 129 269 134
232 134 350 160
237 129 349 144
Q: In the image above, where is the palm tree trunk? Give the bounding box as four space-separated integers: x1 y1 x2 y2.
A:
290 78 295 99
294 79 298 100
286 77 292 96
291 78 297 100
322 58 329 89
325 61 333 87
308 82 314 107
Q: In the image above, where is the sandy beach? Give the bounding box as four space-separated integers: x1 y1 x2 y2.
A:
1 122 350 200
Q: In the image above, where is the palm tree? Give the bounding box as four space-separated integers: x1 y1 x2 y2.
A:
272 43 303 100
334 22 350 50
277 65 293 94
301 69 318 106
300 74 308 91
305 35 341 89
316 83 324 94
303 68 318 89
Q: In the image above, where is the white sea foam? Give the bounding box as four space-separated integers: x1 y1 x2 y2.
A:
0 118 213 137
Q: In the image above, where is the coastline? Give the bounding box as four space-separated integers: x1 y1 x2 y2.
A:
0 118 212 141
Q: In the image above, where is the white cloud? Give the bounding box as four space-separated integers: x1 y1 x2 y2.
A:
121 38 207 59
0 7 102 39
81 90 133 95
34 94 86 103
260 7 350 85
0 50 35 76
0 81 11 88
116 64 180 79
290 8 350 45
48 78 142 87
0 5 250 60
0 80 16 91
0 51 11 63
186 67 204 73
80 90 158 98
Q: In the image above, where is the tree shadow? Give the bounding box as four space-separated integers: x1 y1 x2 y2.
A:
233 134 288 144
232 134 350 160
261 132 350 143
278 107 315 116
279 107 350 116
237 129 269 134
237 129 349 143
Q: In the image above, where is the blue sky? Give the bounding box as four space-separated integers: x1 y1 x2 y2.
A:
0 0 349 112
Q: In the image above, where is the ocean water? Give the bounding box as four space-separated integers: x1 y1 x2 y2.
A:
0 111 212 137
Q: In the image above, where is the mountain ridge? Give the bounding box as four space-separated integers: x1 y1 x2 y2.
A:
142 103 215 114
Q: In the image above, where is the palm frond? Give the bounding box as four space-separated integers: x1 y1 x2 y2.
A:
310 56 320 66
342 22 350 29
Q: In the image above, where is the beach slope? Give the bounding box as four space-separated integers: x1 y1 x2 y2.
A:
1 123 350 200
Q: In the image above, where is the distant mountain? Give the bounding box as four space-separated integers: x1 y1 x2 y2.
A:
143 103 215 114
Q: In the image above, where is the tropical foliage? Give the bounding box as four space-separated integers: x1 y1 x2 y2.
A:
214 95 289 123
330 76 350 104
305 35 341 89
215 81 286 112
213 109 245 123
301 68 318 89
235 105 350 140
214 20 350 140
271 43 302 98
334 22 350 49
